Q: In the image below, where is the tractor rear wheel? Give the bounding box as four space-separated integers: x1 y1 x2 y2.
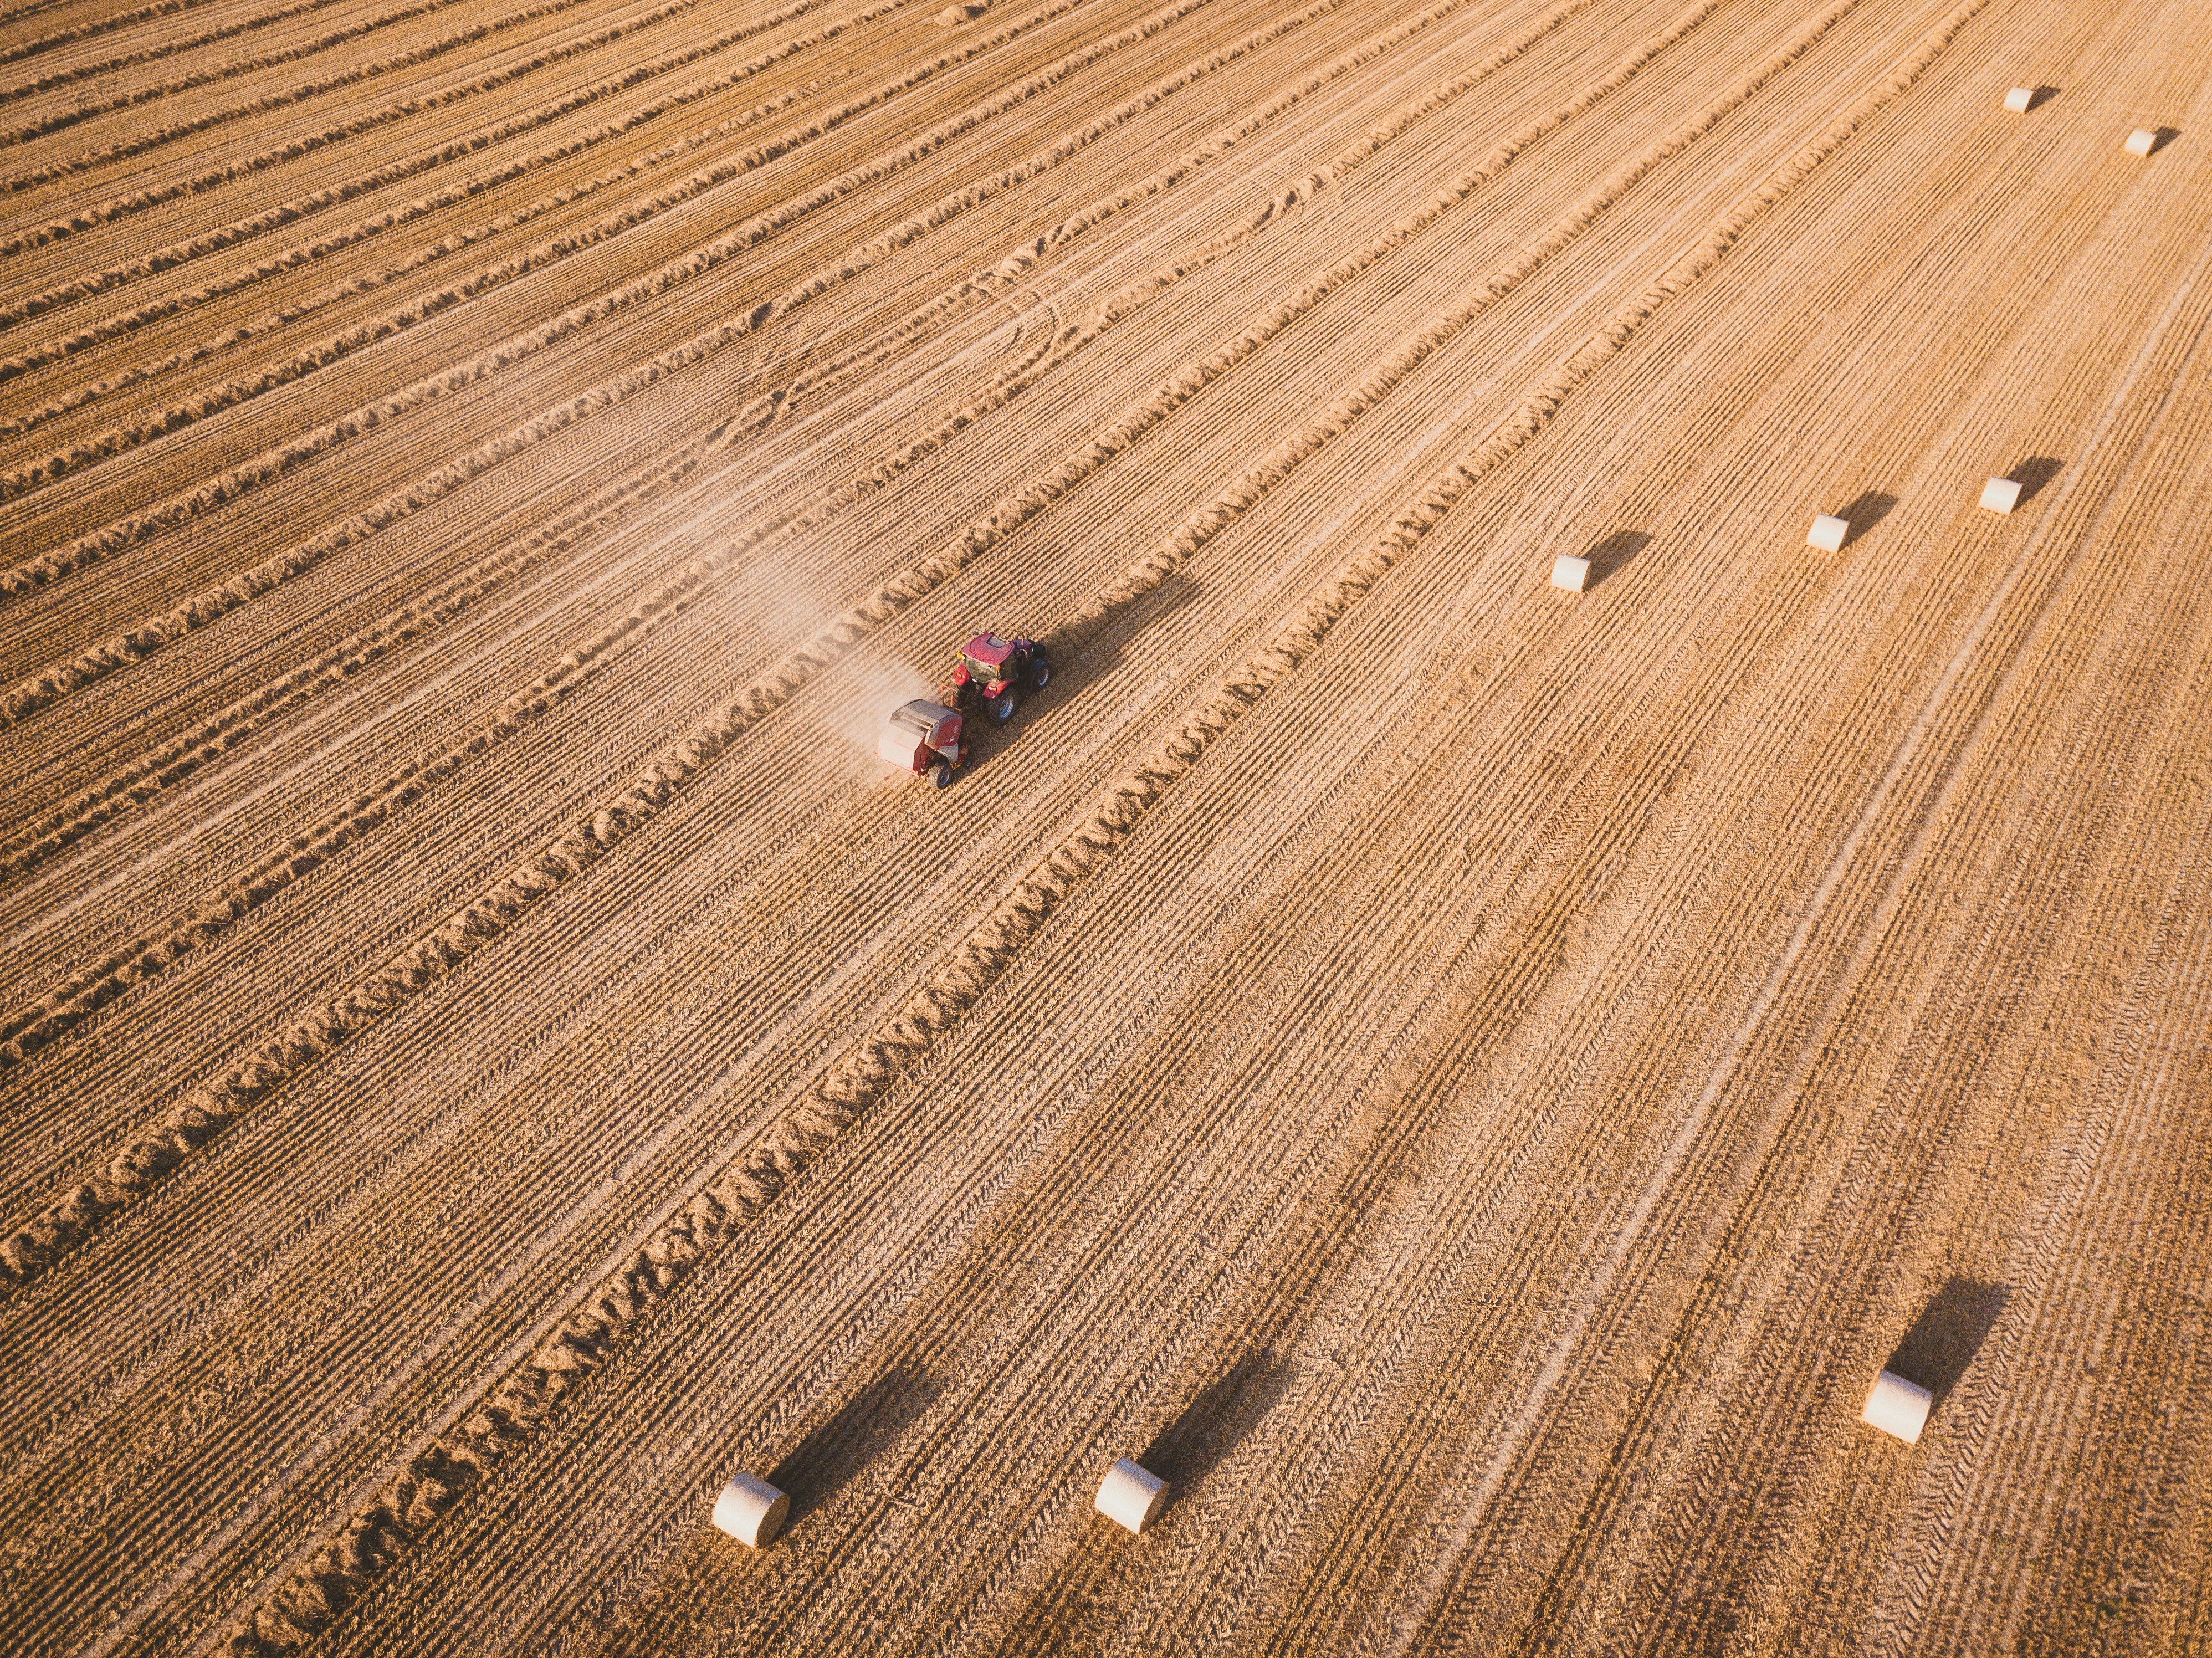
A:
930 760 955 789
986 688 1018 724
1027 654 1052 690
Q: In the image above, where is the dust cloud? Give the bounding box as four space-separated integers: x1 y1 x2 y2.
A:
821 657 937 780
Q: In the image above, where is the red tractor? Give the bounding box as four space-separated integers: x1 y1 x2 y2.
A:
876 633 1051 789
940 632 1051 724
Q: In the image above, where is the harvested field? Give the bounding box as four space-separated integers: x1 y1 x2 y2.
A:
1 0 2208 1648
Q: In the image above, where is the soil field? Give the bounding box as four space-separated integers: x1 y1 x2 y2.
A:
1 0 2208 1649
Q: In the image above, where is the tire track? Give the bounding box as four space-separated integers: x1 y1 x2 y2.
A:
0 0 242 70
208 4 1944 1624
0 0 1455 478
0 0 1233 506
0 0 1735 1223
1379 46 2208 1647
0 0 488 108
0 0 1505 871
0 0 888 330
0 0 1139 607
1614 204 2212 1646
0 0 704 200
0 0 601 150
1606 454 2212 1656
1409 13 2208 1633
0 0 1619 866
1858 530 2212 1653
1901 833 2212 1655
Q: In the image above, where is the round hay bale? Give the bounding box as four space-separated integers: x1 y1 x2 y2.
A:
2003 86 2034 113
1806 514 1849 553
1095 1457 1167 1535
2124 128 2159 157
1860 1369 1933 1444
1550 554 1590 592
711 1472 790 1547
1979 475 2022 514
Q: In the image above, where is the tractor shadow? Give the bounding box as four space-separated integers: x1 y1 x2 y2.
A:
964 569 1201 777
1143 1347 1296 1510
1580 529 1651 589
770 1359 943 1524
1837 491 1898 546
1883 1277 2010 1411
2009 456 2064 504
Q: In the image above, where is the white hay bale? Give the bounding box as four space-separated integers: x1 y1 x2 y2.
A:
1095 1457 1168 1534
2003 86 2034 113
1861 1370 1933 1444
711 1471 790 1547
1979 475 2022 514
2124 128 2159 157
1550 554 1590 592
1807 514 1849 553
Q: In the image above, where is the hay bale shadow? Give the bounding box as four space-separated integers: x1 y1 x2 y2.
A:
598 1367 943 1652
1884 1277 2009 1409
1580 529 1650 589
771 1359 943 1523
2010 456 2063 504
1144 1348 1294 1503
1837 491 1897 546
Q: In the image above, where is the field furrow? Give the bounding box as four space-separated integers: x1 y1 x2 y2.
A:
3 0 2205 1649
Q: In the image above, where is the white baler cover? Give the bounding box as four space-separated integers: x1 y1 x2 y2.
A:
879 700 960 769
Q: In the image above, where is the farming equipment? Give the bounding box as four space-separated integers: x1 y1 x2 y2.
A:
878 699 967 789
877 633 1052 787
943 632 1051 723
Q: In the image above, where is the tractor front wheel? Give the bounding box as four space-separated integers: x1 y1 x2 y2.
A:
1027 654 1052 690
930 760 955 789
985 688 1019 724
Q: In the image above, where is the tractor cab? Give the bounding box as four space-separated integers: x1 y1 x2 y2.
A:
942 633 1050 725
957 633 1019 682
